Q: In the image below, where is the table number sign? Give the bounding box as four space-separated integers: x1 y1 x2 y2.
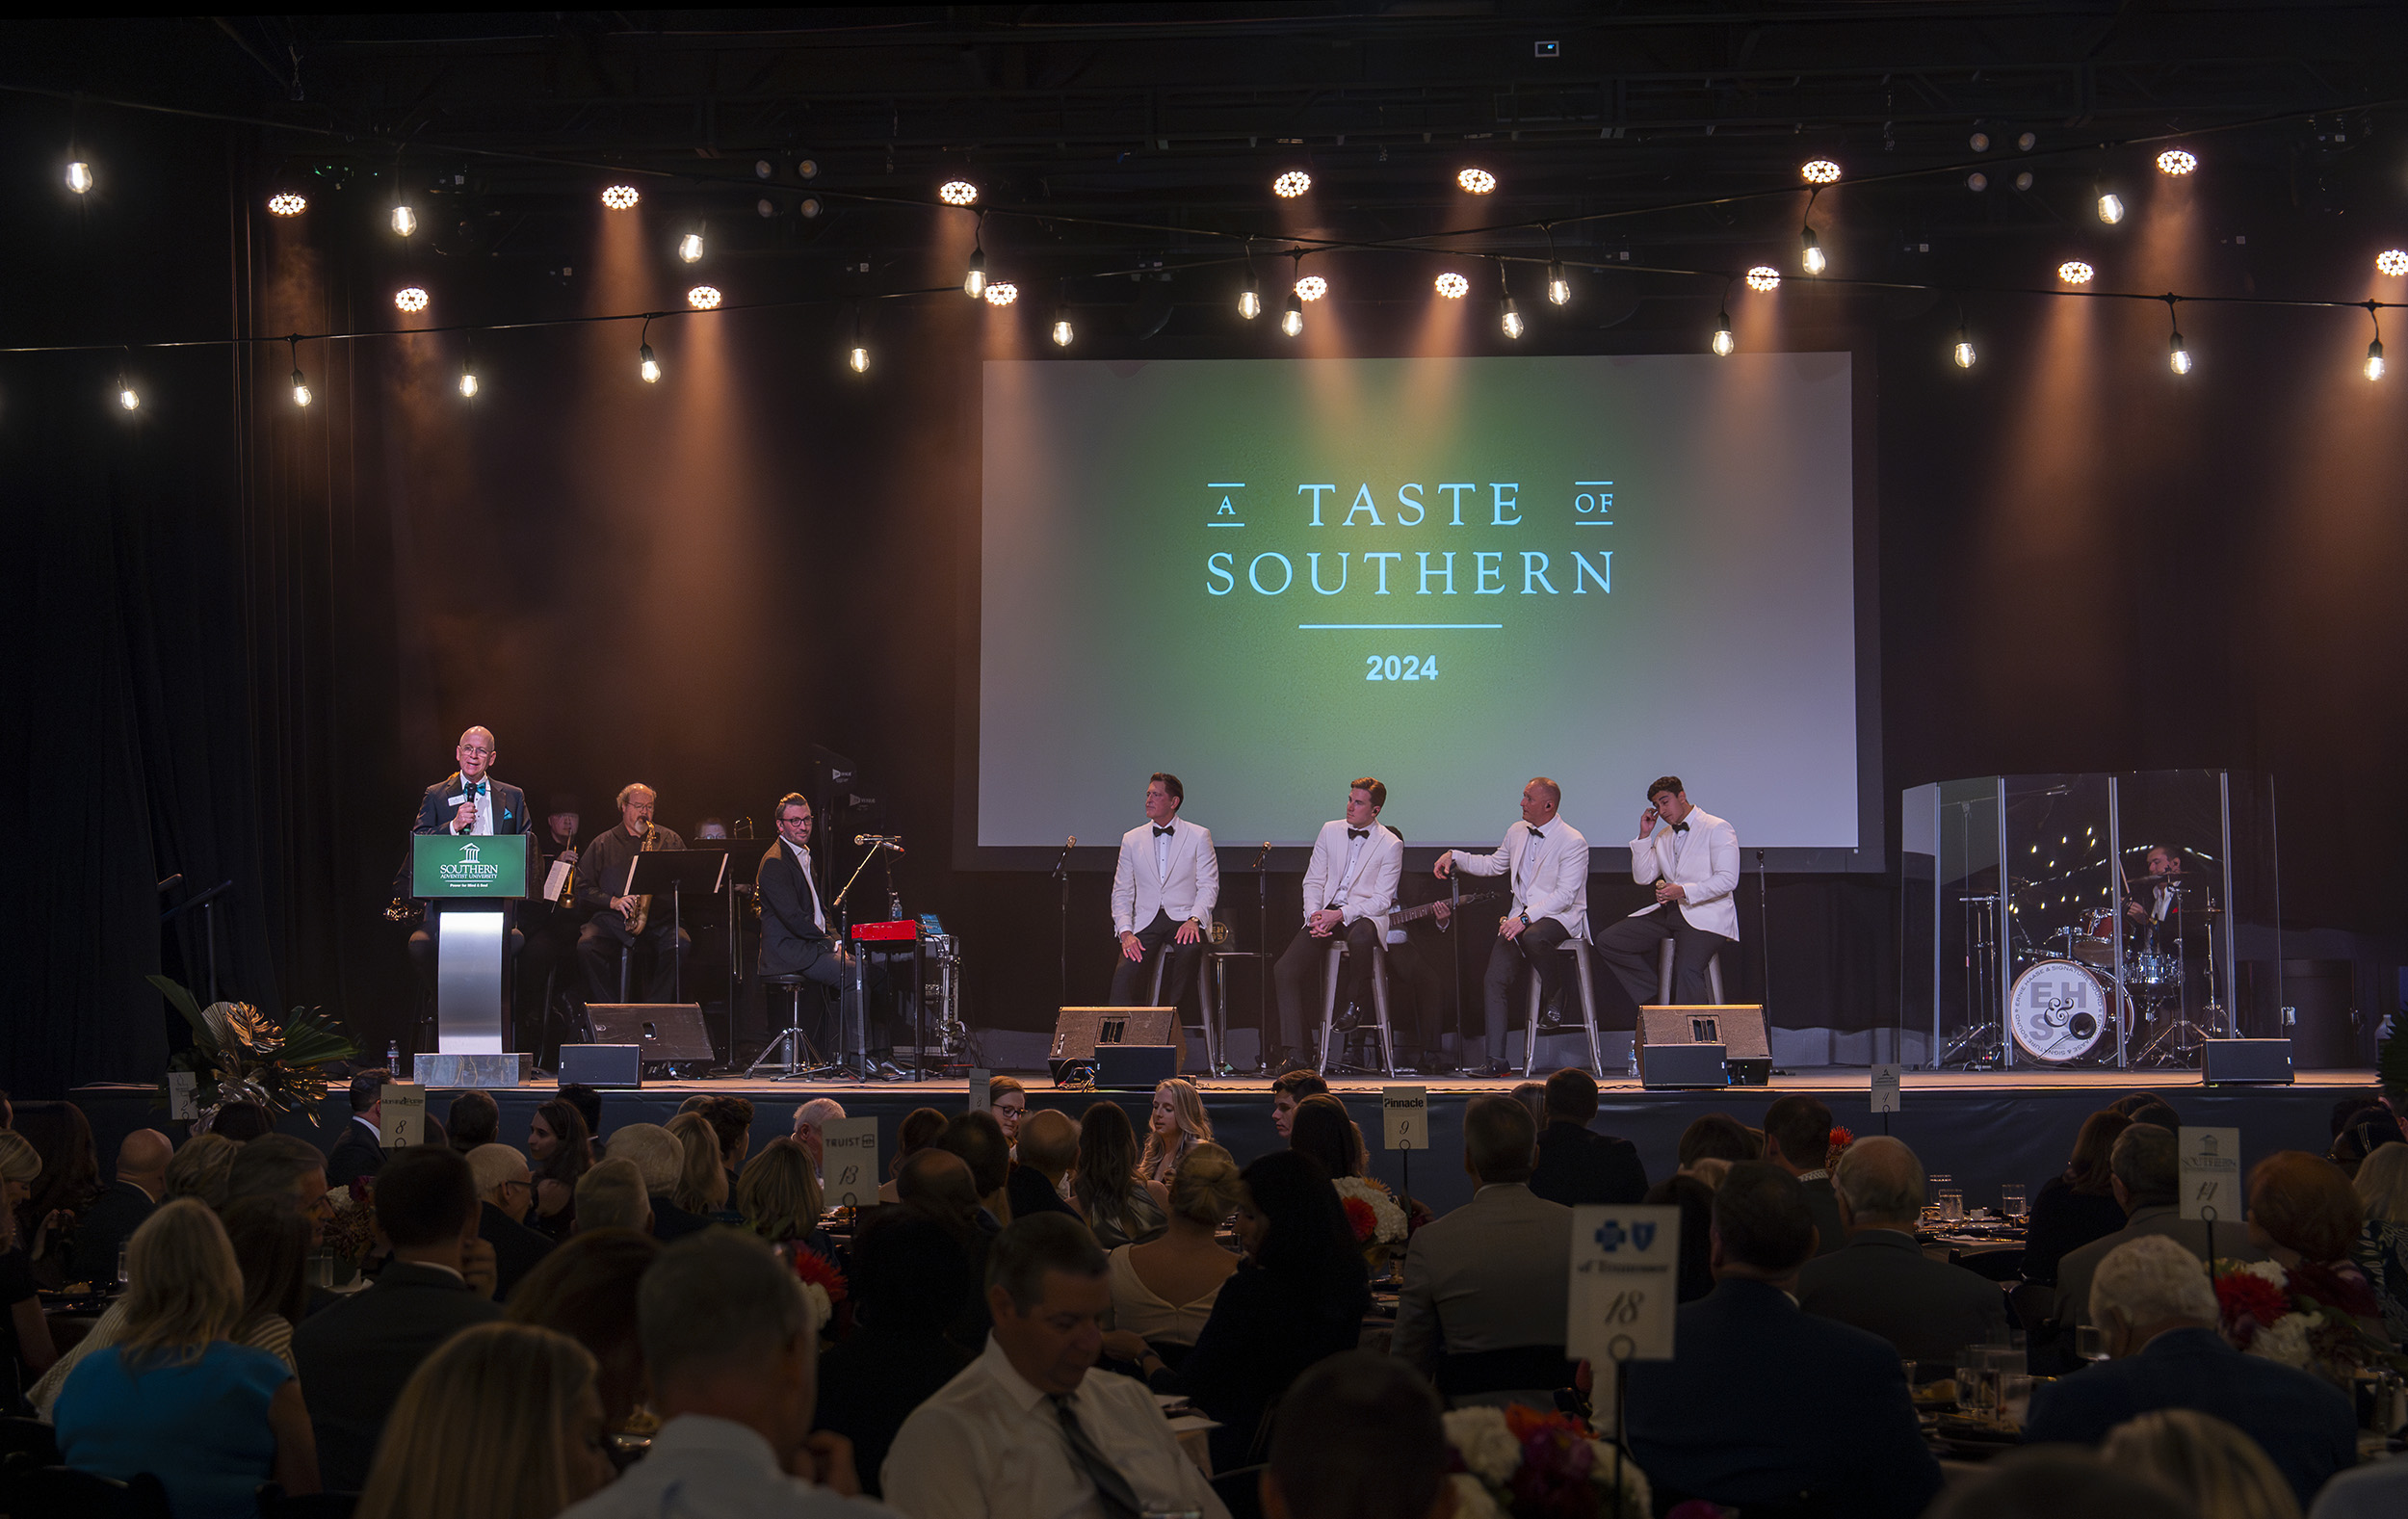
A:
1567 1205 1681 1363
823 1117 880 1206
379 1083 427 1148
2179 1127 2241 1221
1382 1087 1428 1150
1871 1063 1902 1114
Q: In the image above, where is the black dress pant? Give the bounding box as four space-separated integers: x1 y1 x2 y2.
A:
576 912 691 1003
1479 917 1573 1041
1109 909 1205 1009
1270 915 1382 1054
1597 904 1735 1009
1384 934 1451 1061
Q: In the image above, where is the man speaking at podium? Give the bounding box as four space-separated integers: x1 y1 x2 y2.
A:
406 726 532 993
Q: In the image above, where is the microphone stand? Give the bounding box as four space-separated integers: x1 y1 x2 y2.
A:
1253 842 1272 1073
1051 836 1075 1012
832 842 886 1081
1755 849 1772 1025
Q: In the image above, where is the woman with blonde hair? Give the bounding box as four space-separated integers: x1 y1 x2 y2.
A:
1102 1143 1243 1368
664 1111 730 1218
354 1322 615 1519
1139 1077 1214 1191
2098 1409 2300 1519
2350 1140 2408 1345
162 1132 239 1208
736 1137 830 1251
53 1199 318 1516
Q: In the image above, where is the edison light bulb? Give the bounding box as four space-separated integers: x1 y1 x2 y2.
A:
66 161 92 194
1500 297 1524 340
2368 339 2385 381
291 371 312 406
1952 338 1976 369
1280 295 1303 338
392 204 417 236
850 345 870 374
1546 262 1570 305
963 249 986 300
1712 315 1735 357
458 368 479 398
1801 228 1826 275
678 231 704 262
2097 191 2125 224
639 344 661 383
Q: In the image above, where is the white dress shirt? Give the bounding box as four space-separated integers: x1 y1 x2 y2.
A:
559 1413 892 1519
1447 818 1590 938
1627 806 1741 941
789 839 828 933
882 1337 1227 1519
1299 819 1403 930
451 776 493 835
1110 817 1220 936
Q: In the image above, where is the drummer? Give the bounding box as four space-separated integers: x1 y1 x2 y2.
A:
2124 846 2187 948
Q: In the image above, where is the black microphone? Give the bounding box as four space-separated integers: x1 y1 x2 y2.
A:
1051 835 1076 881
1252 841 1272 870
855 834 905 854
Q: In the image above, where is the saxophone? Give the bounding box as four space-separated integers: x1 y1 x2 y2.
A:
625 824 662 933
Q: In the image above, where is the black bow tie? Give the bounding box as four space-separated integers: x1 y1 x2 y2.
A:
1348 827 1369 840
1670 821 1689 834
1528 828 1544 843
1153 825 1175 838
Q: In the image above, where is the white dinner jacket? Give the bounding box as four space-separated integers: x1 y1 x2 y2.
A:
1112 815 1220 935
1450 817 1589 939
1299 820 1404 930
1628 806 1741 940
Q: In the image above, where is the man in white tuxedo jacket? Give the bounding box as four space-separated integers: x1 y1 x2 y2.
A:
1269 777 1405 1067
1435 777 1589 1067
1598 775 1740 1008
1110 772 1221 1008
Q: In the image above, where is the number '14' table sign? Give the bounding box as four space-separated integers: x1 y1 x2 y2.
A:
1567 1206 1681 1364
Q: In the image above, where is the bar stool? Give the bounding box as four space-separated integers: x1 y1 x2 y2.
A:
1655 939 1727 1004
1143 940 1223 1073
1521 935 1607 1077
1314 936 1398 1077
748 975 837 1079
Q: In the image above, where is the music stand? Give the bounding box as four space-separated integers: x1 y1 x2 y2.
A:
624 847 731 1008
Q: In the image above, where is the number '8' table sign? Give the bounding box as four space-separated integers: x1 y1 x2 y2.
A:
1566 1205 1681 1363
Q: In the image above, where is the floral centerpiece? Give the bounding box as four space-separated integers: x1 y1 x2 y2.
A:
1824 1126 1855 1171
792 1245 849 1335
2214 1257 2407 1387
1334 1175 1409 1267
1444 1404 1648 1519
148 974 359 1129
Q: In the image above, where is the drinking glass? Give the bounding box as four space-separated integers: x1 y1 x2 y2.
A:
2001 1184 2027 1220
1937 1190 1964 1223
1999 1374 2034 1427
115 1241 130 1287
1899 1358 1918 1388
1953 1350 1989 1412
2075 1324 2108 1362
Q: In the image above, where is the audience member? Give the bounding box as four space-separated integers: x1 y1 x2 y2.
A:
880 1107 949 1204
2125 1099 2185 1134
2098 1408 2302 1519
507 1228 663 1431
576 1158 655 1235
2325 1108 2401 1179
2021 1110 2134 1287
740 1138 833 1251
162 1132 238 1210
814 1212 977 1496
222 1194 312 1367
1007 1109 1080 1220
226 1132 332 1217
1391 1093 1573 1407
0 1129 59 1409
2349 1141 2408 1345
1269 1069 1329 1139
1507 1081 1547 1137
609 1122 708 1240
1644 1172 1719 1302
793 1097 846 1172
1625 1162 1941 1518
2307 1455 2408 1519
1138 1078 1212 1188
2023 1235 2355 1509
1760 1093 1844 1257
2055 1123 2266 1328
884 1213 1227 1519
1530 1067 1648 1206
899 1149 987 1243
698 1094 759 1188
329 1069 395 1186
1265 1350 1450 1519
1926 1448 2191 1519
12 1100 99 1274
936 1111 1015 1223
1102 1142 1241 1367
53 1199 318 1516
1676 1113 1759 1168
210 1099 275 1142
558 1230 882 1519
987 1077 1028 1152
530 1097 595 1242
354 1321 615 1519
667 1111 733 1218
1286 1093 1367 1179
1797 1136 2007 1366
66 1128 169 1284
467 1142 555 1301
293 1144 504 1490
1072 1100 1167 1247
557 1083 606 1145
2248 1151 2389 1343
445 1089 502 1153
1121 1150 1370 1470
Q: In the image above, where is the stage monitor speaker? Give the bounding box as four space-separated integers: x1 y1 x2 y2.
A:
1049 1007 1181 1083
1094 1045 1182 1090
1637 1005 1770 1087
583 1004 717 1067
2203 1038 2293 1086
559 1044 641 1089
1640 1043 1730 1090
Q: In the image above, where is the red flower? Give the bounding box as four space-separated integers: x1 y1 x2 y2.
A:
792 1246 849 1305
1342 1195 1377 1244
2215 1269 2290 1337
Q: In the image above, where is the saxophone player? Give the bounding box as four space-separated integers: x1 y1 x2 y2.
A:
573 783 690 1003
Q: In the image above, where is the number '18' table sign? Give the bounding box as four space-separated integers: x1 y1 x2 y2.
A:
1567 1205 1681 1364
822 1117 881 1207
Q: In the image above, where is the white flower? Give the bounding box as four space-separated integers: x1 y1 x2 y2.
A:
1450 1473 1505 1519
1588 1441 1652 1515
1334 1176 1409 1244
799 1281 834 1335
2238 1260 2289 1286
1442 1406 1522 1483
2245 1311 2314 1369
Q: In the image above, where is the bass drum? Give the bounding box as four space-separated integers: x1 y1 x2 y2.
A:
2009 958 2129 1063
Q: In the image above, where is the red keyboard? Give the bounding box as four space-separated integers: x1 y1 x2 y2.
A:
851 919 919 942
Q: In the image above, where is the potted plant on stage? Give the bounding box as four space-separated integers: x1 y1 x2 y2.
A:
147 974 360 1131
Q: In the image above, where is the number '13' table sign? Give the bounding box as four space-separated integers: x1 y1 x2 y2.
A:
1567 1206 1681 1364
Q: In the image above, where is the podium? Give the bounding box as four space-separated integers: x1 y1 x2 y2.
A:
411 834 531 1085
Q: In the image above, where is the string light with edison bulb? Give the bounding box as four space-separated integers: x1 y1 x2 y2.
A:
849 306 870 375
2163 298 2190 376
1281 253 1305 337
288 336 312 406
1952 309 1976 370
678 229 705 263
1496 261 1523 339
1712 282 1736 356
2366 305 2385 381
963 214 987 300
1800 189 1828 275
458 346 479 399
638 318 661 384
66 160 93 195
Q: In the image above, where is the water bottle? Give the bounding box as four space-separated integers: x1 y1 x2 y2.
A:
387 1039 401 1076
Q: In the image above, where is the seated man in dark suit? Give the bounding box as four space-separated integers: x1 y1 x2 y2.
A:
1761 1093 1844 1257
466 1142 554 1302
292 1145 503 1489
2023 1234 2356 1509
66 1129 169 1283
2052 1122 2266 1332
812 1211 977 1495
754 792 877 1059
325 1069 392 1188
1529 1067 1648 1207
1005 1110 1079 1220
1797 1135 2007 1367
1625 1162 1942 1519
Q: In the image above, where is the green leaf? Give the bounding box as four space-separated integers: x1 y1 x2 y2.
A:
146 974 215 1042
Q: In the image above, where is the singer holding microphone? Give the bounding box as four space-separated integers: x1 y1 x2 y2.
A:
406 726 532 1000
572 783 690 1004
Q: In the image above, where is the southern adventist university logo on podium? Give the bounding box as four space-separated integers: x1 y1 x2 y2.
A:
411 834 526 899
439 842 501 889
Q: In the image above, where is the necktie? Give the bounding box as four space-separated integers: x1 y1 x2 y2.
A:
1348 827 1369 840
1050 1393 1143 1519
1153 825 1174 838
1671 821 1689 834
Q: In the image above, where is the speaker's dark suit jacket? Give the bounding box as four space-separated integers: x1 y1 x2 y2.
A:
291 1259 504 1490
1530 1121 1650 1207
755 840 838 978
325 1117 386 1189
478 1201 556 1304
2023 1325 2356 1509
1625 1277 1941 1519
1795 1228 2009 1367
412 773 531 839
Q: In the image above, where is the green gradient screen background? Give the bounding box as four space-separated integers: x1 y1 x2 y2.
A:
978 354 1859 850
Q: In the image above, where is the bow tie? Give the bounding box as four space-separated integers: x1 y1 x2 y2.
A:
1348 827 1370 840
1670 821 1689 834
1153 825 1175 838
1528 828 1544 843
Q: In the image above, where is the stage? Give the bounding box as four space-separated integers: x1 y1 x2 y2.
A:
71 1065 2376 1218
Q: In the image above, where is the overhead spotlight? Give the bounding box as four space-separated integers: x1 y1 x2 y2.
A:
601 185 640 210
799 197 823 219
2156 148 2198 176
639 343 661 383
1969 132 1992 152
1281 289 1304 338
1800 226 1826 275
1967 171 1989 192
394 286 429 313
964 225 987 299
984 281 1018 306
687 285 722 309
678 230 705 262
2018 132 2038 151
66 160 92 194
2096 184 2125 224
1745 266 1781 292
267 192 307 216
754 159 773 180
1238 265 1261 320
1456 167 1496 194
1434 272 1469 299
1272 170 1311 197
2376 250 2408 276
939 179 979 206
1295 275 1327 301
391 203 417 237
1051 305 1074 347
797 158 820 180
1712 308 1736 356
2015 171 2034 192
2057 260 2095 284
1546 261 1570 305
1801 159 1842 184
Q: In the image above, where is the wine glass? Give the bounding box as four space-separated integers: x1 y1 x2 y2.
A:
2001 1184 2027 1220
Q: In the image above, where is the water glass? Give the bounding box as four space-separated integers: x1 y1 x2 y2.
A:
1999 1373 2034 1427
1952 1350 1990 1412
1937 1190 1965 1223
1899 1358 1918 1387
2075 1324 2109 1362
115 1241 130 1287
2001 1184 2027 1219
